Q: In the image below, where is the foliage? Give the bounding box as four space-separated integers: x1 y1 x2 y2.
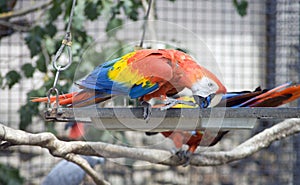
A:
0 163 24 185
233 0 248 17
4 70 21 89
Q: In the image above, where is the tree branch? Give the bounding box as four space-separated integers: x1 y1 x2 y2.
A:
0 125 110 185
0 0 52 20
191 118 300 166
0 119 300 184
0 20 30 32
64 153 110 185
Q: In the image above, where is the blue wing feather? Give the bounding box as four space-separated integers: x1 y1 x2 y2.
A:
129 83 159 99
79 57 159 98
80 58 129 94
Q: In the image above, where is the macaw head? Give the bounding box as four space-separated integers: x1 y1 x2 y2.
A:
191 68 227 108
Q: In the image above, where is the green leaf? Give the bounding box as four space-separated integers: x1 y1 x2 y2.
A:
123 0 140 21
0 72 3 88
84 1 101 20
48 0 63 22
21 63 35 78
45 36 56 54
36 55 47 73
0 1 8 13
19 89 46 130
19 104 33 130
233 0 248 17
25 26 46 57
19 89 45 130
0 163 24 185
25 35 41 58
73 29 89 45
63 0 73 20
5 70 21 89
106 18 123 36
0 0 17 13
45 23 57 37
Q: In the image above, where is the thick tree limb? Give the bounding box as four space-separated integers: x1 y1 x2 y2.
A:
0 125 110 185
0 119 300 184
191 118 300 166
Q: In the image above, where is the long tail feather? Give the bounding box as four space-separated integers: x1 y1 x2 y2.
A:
71 91 112 107
237 82 292 107
31 92 77 104
222 91 263 107
31 90 112 107
222 82 300 108
250 84 300 107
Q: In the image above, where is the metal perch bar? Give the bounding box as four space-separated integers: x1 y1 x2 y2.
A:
44 107 300 131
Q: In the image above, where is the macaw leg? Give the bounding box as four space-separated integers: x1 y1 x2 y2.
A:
174 149 192 167
140 101 152 122
160 97 197 110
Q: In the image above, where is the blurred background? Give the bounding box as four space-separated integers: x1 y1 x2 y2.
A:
0 0 299 184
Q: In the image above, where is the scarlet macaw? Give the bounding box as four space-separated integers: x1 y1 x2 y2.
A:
64 122 85 140
151 82 300 162
32 49 227 119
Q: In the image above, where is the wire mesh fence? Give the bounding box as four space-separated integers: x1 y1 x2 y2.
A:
0 0 299 184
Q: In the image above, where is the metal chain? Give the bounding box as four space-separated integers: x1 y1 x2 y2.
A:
47 0 77 112
139 0 153 48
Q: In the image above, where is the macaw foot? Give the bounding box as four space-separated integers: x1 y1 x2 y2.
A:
160 97 196 110
171 148 192 167
140 101 152 122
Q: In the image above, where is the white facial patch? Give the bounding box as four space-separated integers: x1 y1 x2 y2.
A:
191 77 219 97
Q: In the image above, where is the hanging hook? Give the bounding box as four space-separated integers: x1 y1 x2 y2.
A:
45 0 77 115
52 0 76 72
46 87 59 110
52 32 73 71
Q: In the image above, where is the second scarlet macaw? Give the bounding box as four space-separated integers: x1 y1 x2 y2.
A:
32 49 226 119
151 82 300 164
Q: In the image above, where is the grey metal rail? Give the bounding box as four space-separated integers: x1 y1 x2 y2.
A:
44 107 300 131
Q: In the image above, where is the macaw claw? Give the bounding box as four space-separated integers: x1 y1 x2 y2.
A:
140 101 152 122
172 149 192 167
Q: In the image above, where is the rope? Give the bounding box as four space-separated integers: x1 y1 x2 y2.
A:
139 0 153 48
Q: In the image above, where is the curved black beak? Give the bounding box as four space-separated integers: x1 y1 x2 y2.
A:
193 94 215 108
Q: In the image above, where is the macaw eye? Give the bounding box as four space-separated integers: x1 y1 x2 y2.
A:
208 82 214 87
